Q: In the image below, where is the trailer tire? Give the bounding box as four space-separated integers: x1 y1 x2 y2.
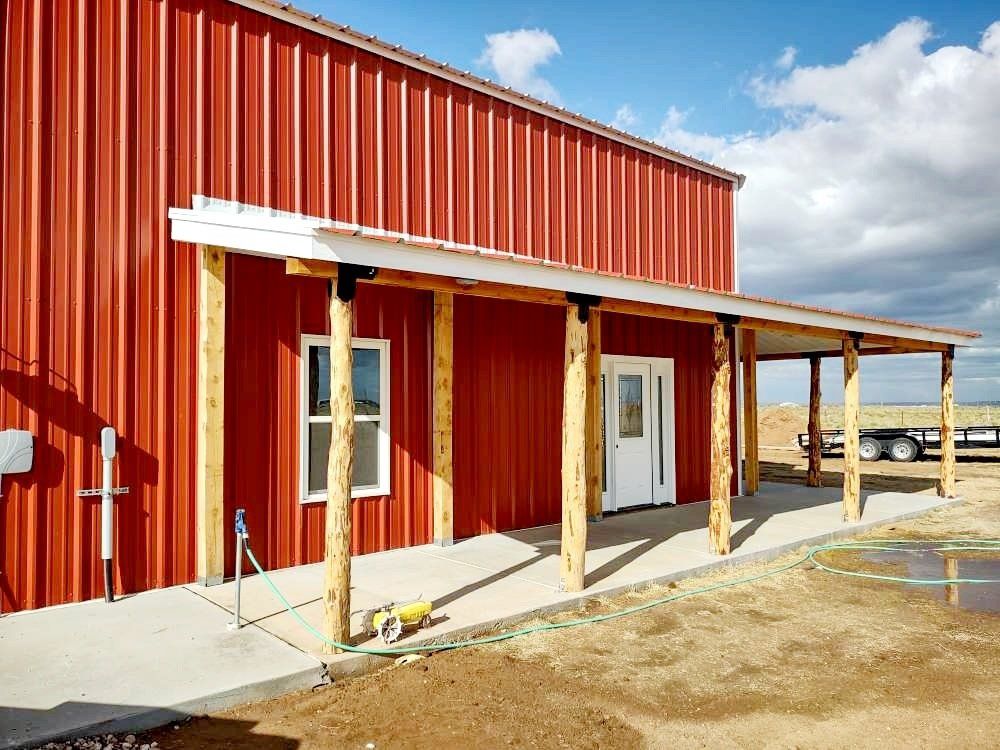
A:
859 437 882 462
889 437 919 463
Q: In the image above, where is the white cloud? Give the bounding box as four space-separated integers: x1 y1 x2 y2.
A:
775 45 797 70
477 29 562 103
612 103 638 131
656 19 1000 401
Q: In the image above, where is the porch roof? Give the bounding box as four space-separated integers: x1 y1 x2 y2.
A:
168 196 979 355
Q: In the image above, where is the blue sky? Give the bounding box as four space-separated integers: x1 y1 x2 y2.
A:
299 1 1000 404
313 0 996 137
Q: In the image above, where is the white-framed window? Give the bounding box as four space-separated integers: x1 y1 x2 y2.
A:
300 334 391 502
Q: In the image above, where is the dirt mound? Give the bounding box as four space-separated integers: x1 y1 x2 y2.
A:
758 405 807 447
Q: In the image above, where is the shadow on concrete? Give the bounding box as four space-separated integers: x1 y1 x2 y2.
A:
760 459 939 495
0 702 297 750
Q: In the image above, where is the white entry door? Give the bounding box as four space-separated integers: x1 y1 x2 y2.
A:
612 362 654 508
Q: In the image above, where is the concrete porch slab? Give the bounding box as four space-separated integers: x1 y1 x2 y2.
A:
0 482 958 747
0 586 327 749
193 482 958 677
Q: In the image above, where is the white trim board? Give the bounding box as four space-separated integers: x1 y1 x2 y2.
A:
168 197 977 348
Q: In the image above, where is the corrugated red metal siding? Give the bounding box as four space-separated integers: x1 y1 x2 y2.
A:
601 312 740 501
0 0 735 611
223 256 433 575
452 298 565 539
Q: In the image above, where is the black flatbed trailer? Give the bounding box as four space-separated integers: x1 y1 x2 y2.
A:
796 426 1000 462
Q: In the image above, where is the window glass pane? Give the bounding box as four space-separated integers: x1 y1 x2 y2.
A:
619 374 643 438
308 420 382 493
601 374 607 493
308 422 331 493
353 348 381 415
352 420 380 487
309 346 331 417
657 375 664 485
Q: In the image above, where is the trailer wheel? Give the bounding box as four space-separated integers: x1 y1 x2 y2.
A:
889 437 919 463
859 437 882 461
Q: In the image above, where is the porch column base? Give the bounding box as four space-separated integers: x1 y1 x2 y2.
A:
433 536 454 547
587 514 603 523
197 574 224 587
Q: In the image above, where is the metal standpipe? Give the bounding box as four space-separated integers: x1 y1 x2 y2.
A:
77 427 129 604
100 428 115 603
228 508 248 631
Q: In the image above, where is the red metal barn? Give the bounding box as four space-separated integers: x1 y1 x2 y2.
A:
0 0 973 613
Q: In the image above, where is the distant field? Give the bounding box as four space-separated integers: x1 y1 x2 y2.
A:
756 404 997 447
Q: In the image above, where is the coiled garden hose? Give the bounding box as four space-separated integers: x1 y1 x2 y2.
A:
241 537 1000 657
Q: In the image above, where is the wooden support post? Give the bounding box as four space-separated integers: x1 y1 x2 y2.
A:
940 346 956 498
741 329 758 496
807 356 823 488
196 245 225 586
842 336 861 522
709 323 733 555
323 271 355 653
560 304 589 592
433 292 455 545
585 309 603 521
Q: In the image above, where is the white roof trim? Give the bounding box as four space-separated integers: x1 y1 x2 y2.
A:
168 197 977 347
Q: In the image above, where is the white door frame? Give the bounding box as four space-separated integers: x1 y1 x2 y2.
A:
601 354 677 512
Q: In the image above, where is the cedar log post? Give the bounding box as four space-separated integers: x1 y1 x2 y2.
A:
939 346 956 498
807 356 823 487
433 292 455 545
196 245 225 586
323 268 356 653
741 329 759 496
842 335 861 522
709 323 733 555
560 303 590 592
586 309 603 521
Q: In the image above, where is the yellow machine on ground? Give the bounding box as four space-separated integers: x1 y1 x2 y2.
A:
361 599 434 644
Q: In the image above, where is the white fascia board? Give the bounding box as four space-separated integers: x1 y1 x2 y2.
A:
168 200 976 347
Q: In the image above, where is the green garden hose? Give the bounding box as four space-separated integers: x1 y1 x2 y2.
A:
242 537 1000 657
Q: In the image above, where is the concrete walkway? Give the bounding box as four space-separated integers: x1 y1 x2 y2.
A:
0 587 326 749
195 482 956 676
0 482 956 747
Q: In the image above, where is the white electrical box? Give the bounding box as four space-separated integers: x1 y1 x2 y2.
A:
0 430 33 496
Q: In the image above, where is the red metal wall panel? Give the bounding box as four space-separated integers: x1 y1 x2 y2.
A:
0 0 735 611
452 298 565 539
223 256 433 575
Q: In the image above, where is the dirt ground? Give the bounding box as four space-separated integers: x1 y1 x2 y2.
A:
137 447 1000 750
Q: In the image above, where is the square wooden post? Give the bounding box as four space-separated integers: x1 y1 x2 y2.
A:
741 329 758 496
196 245 225 586
709 323 733 555
939 346 956 498
560 303 589 592
842 336 861 522
323 270 355 653
586 309 603 522
433 292 455 545
807 356 823 487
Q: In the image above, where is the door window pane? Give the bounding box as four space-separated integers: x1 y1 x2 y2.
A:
619 374 643 438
